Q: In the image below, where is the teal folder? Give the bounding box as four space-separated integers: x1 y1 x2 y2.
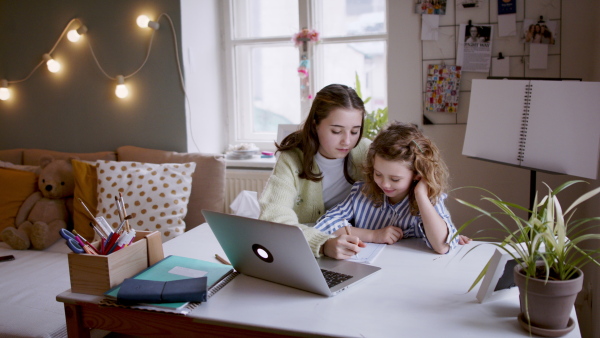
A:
105 255 235 311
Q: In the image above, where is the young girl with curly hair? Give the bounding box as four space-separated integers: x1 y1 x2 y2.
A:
314 121 460 254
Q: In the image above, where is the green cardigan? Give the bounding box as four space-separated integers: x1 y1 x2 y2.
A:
259 138 371 257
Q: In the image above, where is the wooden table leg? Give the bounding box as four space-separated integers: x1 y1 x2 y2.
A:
63 303 91 338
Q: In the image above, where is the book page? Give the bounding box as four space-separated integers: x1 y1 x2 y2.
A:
463 79 530 165
522 81 600 179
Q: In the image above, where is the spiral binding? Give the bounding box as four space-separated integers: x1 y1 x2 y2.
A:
208 270 240 298
518 83 532 162
100 270 240 315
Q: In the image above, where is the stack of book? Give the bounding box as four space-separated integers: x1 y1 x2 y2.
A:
103 255 238 314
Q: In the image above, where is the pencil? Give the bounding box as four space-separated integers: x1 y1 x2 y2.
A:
215 254 231 265
345 225 352 236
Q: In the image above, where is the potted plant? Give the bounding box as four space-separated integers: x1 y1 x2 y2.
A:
454 180 600 336
354 73 388 140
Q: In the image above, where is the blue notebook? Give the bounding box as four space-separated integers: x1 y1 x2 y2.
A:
104 255 236 313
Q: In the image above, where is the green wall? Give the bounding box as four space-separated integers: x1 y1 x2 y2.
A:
0 0 186 153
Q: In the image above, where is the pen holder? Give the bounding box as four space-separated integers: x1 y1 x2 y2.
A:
67 231 164 296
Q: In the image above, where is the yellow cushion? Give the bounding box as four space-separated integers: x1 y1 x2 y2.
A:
0 168 38 237
72 160 98 241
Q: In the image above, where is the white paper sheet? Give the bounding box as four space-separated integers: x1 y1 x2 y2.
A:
348 242 386 264
498 13 517 37
529 43 548 69
491 56 510 77
421 14 439 41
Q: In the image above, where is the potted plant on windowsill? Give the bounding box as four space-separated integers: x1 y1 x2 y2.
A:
454 180 600 337
354 73 388 140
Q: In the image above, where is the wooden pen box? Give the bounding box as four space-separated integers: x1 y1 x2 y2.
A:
67 231 164 296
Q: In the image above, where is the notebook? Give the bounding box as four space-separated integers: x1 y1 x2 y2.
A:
202 210 381 297
104 255 238 314
463 79 600 179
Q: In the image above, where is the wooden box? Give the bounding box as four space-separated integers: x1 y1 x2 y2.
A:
68 231 164 296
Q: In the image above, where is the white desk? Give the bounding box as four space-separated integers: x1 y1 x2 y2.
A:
58 224 581 337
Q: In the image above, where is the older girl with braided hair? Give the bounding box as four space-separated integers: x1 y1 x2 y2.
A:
314 121 462 254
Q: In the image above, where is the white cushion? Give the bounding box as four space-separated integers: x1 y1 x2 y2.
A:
95 161 196 242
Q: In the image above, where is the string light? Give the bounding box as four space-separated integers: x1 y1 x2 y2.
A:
67 25 88 42
0 13 200 151
115 75 129 99
0 80 9 101
1 15 164 101
136 15 160 30
43 53 61 73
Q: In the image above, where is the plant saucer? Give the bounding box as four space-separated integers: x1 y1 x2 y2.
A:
518 313 575 337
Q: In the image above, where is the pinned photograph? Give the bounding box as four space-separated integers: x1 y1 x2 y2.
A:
522 18 557 45
415 0 447 15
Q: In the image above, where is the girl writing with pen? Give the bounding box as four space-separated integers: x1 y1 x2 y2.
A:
314 122 461 254
259 84 370 259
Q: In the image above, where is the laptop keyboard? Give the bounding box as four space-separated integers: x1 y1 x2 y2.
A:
321 269 353 288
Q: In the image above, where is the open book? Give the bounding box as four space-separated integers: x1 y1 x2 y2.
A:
463 79 600 179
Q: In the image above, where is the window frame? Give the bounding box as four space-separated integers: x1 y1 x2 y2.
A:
222 0 388 152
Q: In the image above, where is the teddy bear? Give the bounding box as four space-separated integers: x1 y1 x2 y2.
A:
1 156 75 250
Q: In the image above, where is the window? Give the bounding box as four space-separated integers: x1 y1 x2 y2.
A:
223 0 387 150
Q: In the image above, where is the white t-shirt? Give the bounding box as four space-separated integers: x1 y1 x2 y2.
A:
315 152 352 210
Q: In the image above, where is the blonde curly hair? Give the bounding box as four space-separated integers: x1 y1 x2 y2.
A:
362 122 450 215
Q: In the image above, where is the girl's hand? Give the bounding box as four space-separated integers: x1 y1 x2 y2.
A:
323 235 366 260
413 175 428 199
371 225 403 245
458 235 472 245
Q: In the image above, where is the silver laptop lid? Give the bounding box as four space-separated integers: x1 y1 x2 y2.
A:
202 210 380 296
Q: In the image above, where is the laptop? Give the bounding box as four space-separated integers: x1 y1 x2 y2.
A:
202 210 381 297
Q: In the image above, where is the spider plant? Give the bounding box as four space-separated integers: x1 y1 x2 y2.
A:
454 180 600 291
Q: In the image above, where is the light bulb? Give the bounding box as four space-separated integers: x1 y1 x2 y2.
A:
0 80 9 101
115 75 129 99
47 59 61 73
136 15 159 30
137 15 150 28
67 25 87 42
67 30 81 42
43 54 61 73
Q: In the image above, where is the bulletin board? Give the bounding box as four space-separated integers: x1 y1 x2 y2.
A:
420 0 562 125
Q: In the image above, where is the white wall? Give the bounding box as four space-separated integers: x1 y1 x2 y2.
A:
387 1 599 337
181 0 225 154
184 1 598 334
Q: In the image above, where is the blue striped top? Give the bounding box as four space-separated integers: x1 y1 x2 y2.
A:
314 181 459 252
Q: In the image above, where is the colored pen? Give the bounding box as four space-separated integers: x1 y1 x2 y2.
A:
102 232 119 255
72 230 100 255
106 233 121 254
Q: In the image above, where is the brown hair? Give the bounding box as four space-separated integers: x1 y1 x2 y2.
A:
362 122 449 215
276 84 366 183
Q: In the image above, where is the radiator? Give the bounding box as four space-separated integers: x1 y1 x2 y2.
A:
225 169 271 213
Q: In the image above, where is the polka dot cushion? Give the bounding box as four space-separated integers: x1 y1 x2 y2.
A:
95 160 196 242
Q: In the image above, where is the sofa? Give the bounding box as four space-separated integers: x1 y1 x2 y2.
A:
0 146 226 337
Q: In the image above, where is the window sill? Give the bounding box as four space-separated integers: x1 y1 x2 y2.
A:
225 155 276 170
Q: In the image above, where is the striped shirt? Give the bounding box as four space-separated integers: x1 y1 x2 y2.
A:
314 181 459 252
